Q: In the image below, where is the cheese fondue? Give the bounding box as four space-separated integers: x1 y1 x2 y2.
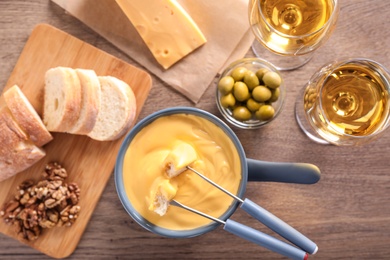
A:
122 113 242 230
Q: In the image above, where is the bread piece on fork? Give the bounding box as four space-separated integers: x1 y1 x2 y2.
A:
149 179 178 216
163 140 197 178
150 141 197 216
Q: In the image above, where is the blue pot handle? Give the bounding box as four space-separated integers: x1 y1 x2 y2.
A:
247 158 321 184
224 219 308 260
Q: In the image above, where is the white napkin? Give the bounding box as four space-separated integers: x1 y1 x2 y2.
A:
51 0 255 103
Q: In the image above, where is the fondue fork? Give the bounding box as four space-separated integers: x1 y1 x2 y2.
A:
186 166 318 255
170 199 308 260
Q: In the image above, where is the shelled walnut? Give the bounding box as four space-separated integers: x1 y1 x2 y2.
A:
0 162 81 241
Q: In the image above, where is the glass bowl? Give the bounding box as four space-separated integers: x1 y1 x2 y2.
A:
216 58 286 129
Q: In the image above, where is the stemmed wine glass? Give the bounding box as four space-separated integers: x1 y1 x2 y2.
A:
295 58 390 146
248 0 339 70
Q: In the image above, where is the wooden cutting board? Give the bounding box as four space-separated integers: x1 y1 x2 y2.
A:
0 23 152 258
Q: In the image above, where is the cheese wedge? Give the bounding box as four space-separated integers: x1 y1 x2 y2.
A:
116 0 207 69
163 140 197 178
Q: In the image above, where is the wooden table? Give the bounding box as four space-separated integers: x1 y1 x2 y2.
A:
1 1 390 259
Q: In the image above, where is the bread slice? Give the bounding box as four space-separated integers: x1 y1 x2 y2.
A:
0 106 46 183
43 67 82 132
68 69 101 135
3 85 53 147
88 76 136 141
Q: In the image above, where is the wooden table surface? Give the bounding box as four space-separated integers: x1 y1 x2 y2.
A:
1 0 390 259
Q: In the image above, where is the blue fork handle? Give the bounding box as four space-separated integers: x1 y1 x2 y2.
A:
241 198 318 254
247 159 321 184
224 219 308 260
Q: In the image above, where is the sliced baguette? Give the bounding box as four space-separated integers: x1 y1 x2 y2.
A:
88 76 136 141
3 85 53 147
68 69 101 135
0 106 46 183
43 67 82 132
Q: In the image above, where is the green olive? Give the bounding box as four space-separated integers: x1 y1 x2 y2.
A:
269 87 280 102
262 71 282 89
233 106 252 121
255 68 270 82
233 82 250 102
231 67 248 81
252 86 272 102
220 93 236 108
243 71 260 91
218 76 235 95
255 105 275 120
246 98 263 112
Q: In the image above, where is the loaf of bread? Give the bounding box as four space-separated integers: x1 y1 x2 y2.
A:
0 65 137 183
0 105 46 182
4 85 53 147
43 67 82 132
43 67 137 141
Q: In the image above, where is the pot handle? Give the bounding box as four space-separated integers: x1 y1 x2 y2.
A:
247 158 321 184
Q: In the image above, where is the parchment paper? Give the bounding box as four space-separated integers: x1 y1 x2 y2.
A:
51 0 255 103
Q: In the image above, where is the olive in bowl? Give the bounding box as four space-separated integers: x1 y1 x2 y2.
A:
216 58 285 129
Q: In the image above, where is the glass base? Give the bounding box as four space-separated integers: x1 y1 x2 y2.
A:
294 87 330 145
251 40 313 71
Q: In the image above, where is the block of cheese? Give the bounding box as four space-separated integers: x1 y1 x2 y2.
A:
115 0 207 69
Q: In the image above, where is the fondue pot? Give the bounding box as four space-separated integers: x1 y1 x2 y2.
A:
115 107 320 258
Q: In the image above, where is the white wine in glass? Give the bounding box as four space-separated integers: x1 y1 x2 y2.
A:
295 58 390 146
249 0 339 70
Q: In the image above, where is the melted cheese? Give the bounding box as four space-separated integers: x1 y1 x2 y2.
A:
116 0 207 69
122 114 241 230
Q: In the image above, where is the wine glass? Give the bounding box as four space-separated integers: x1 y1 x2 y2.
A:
295 58 390 146
248 0 339 70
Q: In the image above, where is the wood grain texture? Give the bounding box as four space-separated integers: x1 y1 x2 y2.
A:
1 1 390 259
0 24 151 258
